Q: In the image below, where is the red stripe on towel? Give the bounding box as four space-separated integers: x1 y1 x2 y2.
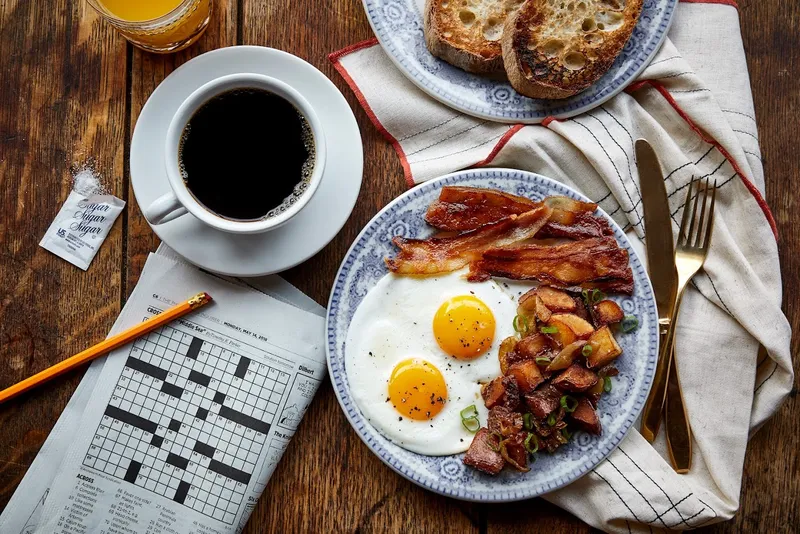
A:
473 124 525 167
626 79 777 240
329 39 414 187
680 0 738 8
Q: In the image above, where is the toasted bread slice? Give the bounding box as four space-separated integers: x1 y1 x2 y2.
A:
501 0 643 99
424 0 525 75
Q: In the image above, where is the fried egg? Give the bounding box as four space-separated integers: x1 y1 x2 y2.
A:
345 269 519 455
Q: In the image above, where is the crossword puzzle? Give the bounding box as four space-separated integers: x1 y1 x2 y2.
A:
83 323 289 525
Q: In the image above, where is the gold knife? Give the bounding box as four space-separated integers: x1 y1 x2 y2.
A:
635 140 685 454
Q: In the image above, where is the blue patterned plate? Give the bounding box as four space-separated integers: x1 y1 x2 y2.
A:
362 0 676 123
327 169 657 501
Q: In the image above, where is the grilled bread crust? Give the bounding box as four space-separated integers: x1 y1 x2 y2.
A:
501 0 643 99
424 0 524 75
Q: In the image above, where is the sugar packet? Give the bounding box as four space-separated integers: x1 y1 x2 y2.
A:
39 191 125 270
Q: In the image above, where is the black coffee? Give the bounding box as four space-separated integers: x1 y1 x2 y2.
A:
179 88 314 221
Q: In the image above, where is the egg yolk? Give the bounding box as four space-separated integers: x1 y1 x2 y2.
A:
387 359 448 421
433 295 495 360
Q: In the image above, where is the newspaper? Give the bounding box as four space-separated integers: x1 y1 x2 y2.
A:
0 251 326 534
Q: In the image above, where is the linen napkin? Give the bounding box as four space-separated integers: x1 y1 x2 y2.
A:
328 1 794 531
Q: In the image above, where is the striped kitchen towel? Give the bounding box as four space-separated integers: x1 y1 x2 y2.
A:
329 1 793 532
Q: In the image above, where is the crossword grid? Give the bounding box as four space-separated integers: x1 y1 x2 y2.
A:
83 324 289 525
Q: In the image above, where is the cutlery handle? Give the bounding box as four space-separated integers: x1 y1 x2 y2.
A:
640 289 685 442
665 349 693 473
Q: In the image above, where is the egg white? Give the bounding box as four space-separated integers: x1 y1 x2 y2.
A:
344 268 521 455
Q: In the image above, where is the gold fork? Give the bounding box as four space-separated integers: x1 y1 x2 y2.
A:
641 178 717 447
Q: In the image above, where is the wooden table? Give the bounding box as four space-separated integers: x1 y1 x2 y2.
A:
0 0 796 531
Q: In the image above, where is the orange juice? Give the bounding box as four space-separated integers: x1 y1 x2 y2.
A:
88 0 213 53
99 0 184 21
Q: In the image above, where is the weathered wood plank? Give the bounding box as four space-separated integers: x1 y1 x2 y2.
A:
0 0 127 508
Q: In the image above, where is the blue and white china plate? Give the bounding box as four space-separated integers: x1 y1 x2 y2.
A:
362 0 677 123
327 169 657 501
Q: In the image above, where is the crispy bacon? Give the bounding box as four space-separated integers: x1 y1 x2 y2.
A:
385 205 552 274
424 186 538 231
537 211 614 240
468 237 634 293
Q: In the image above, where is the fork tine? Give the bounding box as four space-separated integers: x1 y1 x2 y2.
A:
685 179 702 247
694 178 710 248
677 178 695 247
702 180 717 250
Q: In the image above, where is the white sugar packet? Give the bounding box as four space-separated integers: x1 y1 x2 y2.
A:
39 191 125 270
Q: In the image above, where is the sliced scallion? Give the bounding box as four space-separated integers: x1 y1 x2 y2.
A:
591 289 607 304
540 325 558 334
604 376 613 393
460 404 480 433
524 432 539 454
621 314 639 333
460 405 478 420
560 395 579 413
535 357 551 365
487 432 502 452
547 413 556 426
581 344 593 357
523 412 532 431
561 428 572 441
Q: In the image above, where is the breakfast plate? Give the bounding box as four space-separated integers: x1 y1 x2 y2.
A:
130 46 363 277
327 168 657 501
362 0 677 123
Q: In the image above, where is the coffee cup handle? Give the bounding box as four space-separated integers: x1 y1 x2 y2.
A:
143 192 188 225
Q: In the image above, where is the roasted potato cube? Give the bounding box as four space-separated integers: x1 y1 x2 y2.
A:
463 428 504 475
586 326 623 368
550 313 595 339
536 286 576 312
481 376 521 410
593 300 624 327
544 318 577 347
524 384 561 419
571 397 602 434
551 363 599 392
507 360 544 393
487 406 523 437
498 336 518 375
546 340 587 372
515 333 553 359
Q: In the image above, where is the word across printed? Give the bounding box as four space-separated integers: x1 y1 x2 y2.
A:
83 324 289 525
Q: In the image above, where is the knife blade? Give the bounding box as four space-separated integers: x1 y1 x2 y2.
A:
635 139 679 443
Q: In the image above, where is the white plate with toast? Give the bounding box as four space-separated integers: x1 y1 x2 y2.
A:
362 0 676 123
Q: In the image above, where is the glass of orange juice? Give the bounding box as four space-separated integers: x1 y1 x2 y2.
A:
86 0 213 53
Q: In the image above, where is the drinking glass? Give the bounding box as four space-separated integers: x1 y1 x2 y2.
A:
86 0 213 53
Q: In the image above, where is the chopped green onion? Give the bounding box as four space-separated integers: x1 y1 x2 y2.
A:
524 432 539 454
460 405 478 420
561 428 573 441
560 395 579 413
460 405 480 433
487 432 502 452
581 288 590 305
523 412 532 431
547 413 556 426
591 289 607 304
604 376 613 393
540 325 558 334
513 315 529 335
535 357 551 365
462 417 480 432
621 314 639 333
581 344 593 357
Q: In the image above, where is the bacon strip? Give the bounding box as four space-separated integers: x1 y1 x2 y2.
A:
468 237 634 293
385 205 552 274
425 187 608 239
537 211 614 240
425 186 538 232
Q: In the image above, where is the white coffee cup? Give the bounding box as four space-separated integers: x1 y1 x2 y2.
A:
143 73 326 234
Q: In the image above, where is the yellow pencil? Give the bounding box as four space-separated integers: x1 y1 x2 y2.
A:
0 292 213 404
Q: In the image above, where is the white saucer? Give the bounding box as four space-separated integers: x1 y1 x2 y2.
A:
130 46 363 277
